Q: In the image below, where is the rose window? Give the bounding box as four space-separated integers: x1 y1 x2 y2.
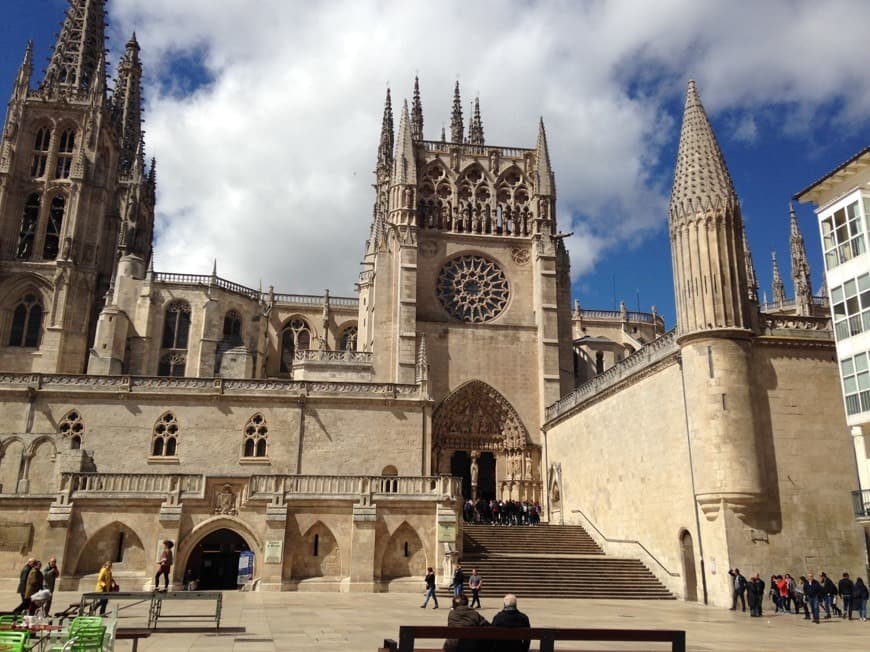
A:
437 255 509 323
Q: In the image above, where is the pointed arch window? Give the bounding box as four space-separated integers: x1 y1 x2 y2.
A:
152 412 179 457
8 293 43 348
280 318 311 374
159 301 191 377
223 310 243 345
242 414 268 459
42 195 65 260
15 193 40 260
58 410 85 450
54 129 75 179
31 127 51 178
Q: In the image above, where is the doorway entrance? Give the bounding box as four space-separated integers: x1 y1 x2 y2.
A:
450 451 496 500
680 530 698 602
185 528 251 590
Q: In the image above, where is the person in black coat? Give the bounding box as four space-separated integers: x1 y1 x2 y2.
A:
491 594 531 652
838 572 854 620
820 572 842 618
746 575 760 617
12 559 34 615
444 594 489 652
804 574 822 623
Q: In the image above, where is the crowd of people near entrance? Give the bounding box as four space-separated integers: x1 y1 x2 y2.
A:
729 568 870 623
463 499 541 526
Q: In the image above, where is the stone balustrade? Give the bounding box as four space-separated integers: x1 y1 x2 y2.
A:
49 473 461 502
58 472 204 498
294 349 373 364
421 140 534 159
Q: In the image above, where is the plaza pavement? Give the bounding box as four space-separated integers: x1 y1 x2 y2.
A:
46 590 870 651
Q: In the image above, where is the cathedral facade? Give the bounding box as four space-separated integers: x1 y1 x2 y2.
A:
0 1 863 604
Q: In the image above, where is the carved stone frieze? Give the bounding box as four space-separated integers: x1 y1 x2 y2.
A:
433 380 530 451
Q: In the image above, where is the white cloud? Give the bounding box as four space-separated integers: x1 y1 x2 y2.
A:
105 0 870 294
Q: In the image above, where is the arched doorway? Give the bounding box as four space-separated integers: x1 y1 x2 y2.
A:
680 530 698 602
185 528 250 590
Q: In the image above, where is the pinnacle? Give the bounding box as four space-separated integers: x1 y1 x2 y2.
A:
669 80 737 215
450 80 464 144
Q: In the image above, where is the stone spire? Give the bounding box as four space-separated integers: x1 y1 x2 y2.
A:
468 96 484 146
450 81 464 144
535 118 554 197
789 202 813 315
43 0 107 94
741 228 759 302
392 100 416 186
771 251 786 305
440 125 446 143
113 34 144 174
12 41 33 101
411 76 423 141
376 87 394 177
147 157 157 204
670 80 738 217
669 80 751 335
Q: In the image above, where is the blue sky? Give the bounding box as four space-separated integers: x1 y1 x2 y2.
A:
3 1 870 328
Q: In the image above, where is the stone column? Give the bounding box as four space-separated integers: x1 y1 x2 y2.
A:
261 501 288 591
348 500 378 592
470 450 479 500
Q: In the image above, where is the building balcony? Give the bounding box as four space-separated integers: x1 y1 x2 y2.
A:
851 489 870 521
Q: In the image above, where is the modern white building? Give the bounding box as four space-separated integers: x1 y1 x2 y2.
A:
796 146 870 534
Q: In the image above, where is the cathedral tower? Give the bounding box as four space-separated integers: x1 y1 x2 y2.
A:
360 79 573 498
669 81 762 518
0 1 154 373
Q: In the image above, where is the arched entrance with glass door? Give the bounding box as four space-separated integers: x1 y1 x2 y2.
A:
185 528 251 590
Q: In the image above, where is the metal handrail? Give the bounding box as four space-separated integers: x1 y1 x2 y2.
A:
570 507 679 577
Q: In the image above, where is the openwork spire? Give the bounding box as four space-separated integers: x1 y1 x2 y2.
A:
789 202 813 315
450 81 464 144
43 0 107 94
535 118 554 196
742 227 759 302
113 34 144 174
12 41 33 100
669 80 737 218
376 87 394 177
411 76 423 141
771 251 786 305
468 97 484 146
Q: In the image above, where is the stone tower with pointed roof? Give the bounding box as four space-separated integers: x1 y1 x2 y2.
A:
668 80 762 520
0 0 155 374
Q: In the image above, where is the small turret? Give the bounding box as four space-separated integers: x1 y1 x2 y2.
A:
468 97 484 146
789 203 813 315
411 76 423 141
771 251 786 305
113 34 144 173
450 81 464 144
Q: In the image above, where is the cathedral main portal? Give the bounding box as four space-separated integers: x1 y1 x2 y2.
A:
433 380 541 502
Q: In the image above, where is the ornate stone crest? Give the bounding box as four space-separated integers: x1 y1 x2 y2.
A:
511 247 530 265
214 483 237 515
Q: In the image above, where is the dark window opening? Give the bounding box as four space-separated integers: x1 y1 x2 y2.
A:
71 435 81 450
404 542 409 558
223 311 243 344
115 532 125 563
313 534 319 557
595 351 605 374
165 437 177 456
54 129 75 179
152 438 164 456
42 195 65 259
255 438 267 457
9 293 43 347
15 193 40 259
31 128 50 178
244 438 255 457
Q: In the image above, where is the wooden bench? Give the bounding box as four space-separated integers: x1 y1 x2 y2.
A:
115 627 151 652
380 626 686 652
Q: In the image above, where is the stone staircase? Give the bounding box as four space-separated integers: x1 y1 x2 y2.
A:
454 523 674 600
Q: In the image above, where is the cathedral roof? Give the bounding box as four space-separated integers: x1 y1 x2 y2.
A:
669 80 737 216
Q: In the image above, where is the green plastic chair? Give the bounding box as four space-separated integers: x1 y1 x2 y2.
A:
0 630 29 652
0 616 23 627
69 617 103 632
49 626 105 652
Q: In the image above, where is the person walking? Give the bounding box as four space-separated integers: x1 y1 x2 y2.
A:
468 569 482 609
155 540 174 592
821 572 841 618
95 561 116 616
42 558 59 616
421 567 439 609
12 559 34 615
853 577 869 621
838 572 854 620
24 560 43 615
805 573 822 623
491 593 531 652
728 569 746 611
452 564 465 597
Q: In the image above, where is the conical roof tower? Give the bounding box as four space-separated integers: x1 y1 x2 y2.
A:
42 0 107 95
669 80 752 337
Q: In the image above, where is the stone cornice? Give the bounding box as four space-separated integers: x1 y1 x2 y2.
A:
0 373 424 403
